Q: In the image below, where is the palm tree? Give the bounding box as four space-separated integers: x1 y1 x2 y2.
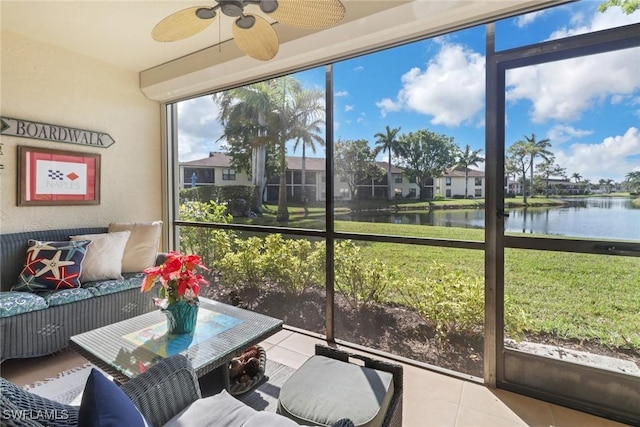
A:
571 173 582 183
373 126 403 200
624 171 640 193
215 82 276 214
215 77 302 221
523 133 552 198
289 89 325 210
455 144 484 199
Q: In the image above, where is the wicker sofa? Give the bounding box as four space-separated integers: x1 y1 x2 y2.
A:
0 227 158 363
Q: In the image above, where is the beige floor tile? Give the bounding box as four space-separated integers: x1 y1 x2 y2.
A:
404 398 459 427
261 329 295 346
277 332 325 356
489 389 555 427
265 345 311 369
550 404 631 427
404 364 465 405
460 382 535 425
456 405 527 427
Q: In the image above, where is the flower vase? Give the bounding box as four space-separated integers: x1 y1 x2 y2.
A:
162 299 199 334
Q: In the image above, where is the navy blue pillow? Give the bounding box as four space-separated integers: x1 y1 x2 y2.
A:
78 369 151 427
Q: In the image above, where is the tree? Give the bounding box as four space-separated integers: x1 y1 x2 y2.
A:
571 173 582 184
538 157 566 197
455 144 484 199
598 0 640 14
506 141 532 204
522 133 552 198
624 171 640 193
373 126 403 200
397 130 457 200
215 76 309 222
334 139 385 199
290 89 325 207
214 81 283 214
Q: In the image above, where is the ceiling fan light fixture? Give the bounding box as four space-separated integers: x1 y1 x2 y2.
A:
236 15 255 30
195 7 217 20
259 0 278 14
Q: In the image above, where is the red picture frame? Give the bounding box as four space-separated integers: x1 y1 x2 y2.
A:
18 145 101 206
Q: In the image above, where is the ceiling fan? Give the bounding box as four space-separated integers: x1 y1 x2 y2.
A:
152 0 346 61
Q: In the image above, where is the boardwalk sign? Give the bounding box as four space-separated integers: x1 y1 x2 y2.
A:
1 117 115 148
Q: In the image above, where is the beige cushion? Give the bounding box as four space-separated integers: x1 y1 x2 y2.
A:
108 221 162 273
70 231 131 283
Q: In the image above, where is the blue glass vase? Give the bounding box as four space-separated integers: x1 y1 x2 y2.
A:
162 299 199 334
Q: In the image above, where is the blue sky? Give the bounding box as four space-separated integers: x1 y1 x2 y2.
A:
178 1 639 183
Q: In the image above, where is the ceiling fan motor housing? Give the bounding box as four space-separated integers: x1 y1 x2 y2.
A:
218 1 245 17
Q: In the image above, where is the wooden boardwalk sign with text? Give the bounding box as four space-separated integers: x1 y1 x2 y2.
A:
1 117 115 148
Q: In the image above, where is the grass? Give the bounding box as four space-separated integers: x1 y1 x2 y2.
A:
193 197 640 350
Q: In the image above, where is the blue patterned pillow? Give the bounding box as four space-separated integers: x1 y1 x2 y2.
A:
13 240 91 292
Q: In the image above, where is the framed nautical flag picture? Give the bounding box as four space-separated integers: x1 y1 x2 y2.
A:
18 146 100 206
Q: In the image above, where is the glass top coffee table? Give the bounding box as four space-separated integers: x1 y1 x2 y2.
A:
70 297 283 394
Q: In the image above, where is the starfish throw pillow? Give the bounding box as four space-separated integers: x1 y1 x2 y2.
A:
13 239 92 292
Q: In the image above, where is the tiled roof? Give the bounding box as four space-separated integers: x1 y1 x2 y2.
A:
443 167 485 177
181 153 407 175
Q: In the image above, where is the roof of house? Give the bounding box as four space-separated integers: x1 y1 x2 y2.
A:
443 167 485 178
181 152 233 168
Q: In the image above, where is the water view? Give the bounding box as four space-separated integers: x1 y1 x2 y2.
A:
336 197 640 241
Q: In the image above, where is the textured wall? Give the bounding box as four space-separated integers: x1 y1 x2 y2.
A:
0 31 162 234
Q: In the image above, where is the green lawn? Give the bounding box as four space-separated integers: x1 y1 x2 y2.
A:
194 200 640 350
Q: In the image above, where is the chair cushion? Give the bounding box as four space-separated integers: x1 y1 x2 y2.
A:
13 240 91 292
277 355 394 427
83 273 144 297
70 231 130 282
0 291 48 318
78 368 150 427
108 222 162 273
164 389 300 427
42 287 95 307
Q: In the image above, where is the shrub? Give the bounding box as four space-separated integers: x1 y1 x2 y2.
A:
261 234 324 296
179 201 234 272
333 241 396 312
217 237 266 292
401 262 528 339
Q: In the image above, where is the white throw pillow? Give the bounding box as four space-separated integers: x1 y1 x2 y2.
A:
108 222 162 273
70 231 131 283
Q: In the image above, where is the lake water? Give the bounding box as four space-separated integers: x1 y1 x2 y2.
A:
336 197 640 241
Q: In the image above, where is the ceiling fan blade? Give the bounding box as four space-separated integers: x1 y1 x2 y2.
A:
232 15 279 61
269 0 346 29
152 6 216 42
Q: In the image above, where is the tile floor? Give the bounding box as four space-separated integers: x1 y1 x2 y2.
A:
1 329 630 427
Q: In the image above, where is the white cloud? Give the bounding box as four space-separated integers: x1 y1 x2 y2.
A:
553 127 640 182
376 42 485 126
514 10 548 28
506 47 640 123
547 125 593 144
375 98 401 118
507 8 640 124
353 66 364 72
335 90 349 97
344 104 354 112
177 97 225 162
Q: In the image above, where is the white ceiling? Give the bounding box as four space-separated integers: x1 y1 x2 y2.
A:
0 0 409 72
1 1 569 100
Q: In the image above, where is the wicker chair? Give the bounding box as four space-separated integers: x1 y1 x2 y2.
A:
0 354 200 427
